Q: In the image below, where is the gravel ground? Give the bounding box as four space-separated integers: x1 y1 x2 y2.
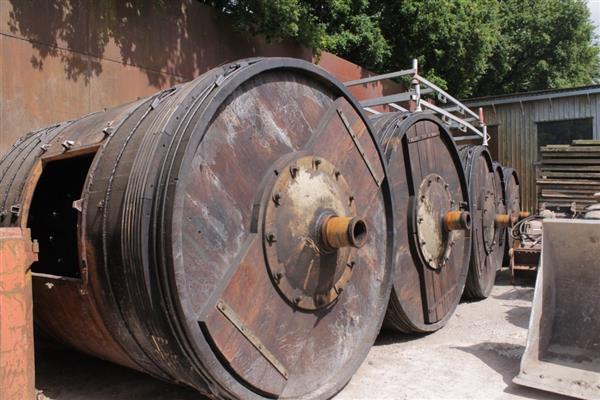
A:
35 269 574 400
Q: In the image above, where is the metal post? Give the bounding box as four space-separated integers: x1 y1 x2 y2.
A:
479 107 489 146
411 59 422 112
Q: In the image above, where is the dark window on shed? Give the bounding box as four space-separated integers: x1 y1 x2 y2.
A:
536 118 593 159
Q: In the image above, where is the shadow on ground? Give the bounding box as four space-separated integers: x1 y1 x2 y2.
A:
454 342 574 400
504 305 532 329
35 336 203 400
374 329 428 346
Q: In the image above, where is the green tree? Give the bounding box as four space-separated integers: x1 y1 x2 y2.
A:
206 0 326 52
205 0 390 71
373 0 501 97
475 0 599 95
205 0 599 97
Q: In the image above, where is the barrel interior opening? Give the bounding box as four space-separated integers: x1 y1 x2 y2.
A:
28 152 95 279
352 219 367 244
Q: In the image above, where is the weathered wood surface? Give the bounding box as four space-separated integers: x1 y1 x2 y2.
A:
371 112 471 333
459 145 502 299
538 140 600 212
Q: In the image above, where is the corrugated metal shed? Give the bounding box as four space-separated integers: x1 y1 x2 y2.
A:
465 85 600 212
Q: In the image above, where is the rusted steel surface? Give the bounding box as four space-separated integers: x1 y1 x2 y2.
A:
0 57 394 399
1 1 400 157
322 215 368 249
0 228 38 400
444 210 471 231
510 244 541 283
459 145 503 299
371 112 471 333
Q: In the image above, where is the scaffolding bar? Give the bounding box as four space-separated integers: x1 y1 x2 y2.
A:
416 74 480 121
420 101 487 140
360 88 433 108
344 68 415 87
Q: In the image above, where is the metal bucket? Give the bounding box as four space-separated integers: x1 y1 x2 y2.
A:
514 218 600 399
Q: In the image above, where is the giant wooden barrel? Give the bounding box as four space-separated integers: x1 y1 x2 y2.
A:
459 146 508 299
370 112 471 333
0 58 394 399
502 167 521 264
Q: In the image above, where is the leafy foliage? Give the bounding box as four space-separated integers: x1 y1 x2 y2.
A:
206 0 390 71
205 0 599 97
475 0 600 95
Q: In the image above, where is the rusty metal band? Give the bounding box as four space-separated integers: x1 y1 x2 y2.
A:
216 300 289 379
337 108 382 187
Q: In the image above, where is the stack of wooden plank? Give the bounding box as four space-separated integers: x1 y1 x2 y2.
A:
537 139 600 212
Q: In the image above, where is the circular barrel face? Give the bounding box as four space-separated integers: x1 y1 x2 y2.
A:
168 62 392 399
460 146 501 299
0 58 393 400
371 112 471 333
492 162 508 271
502 167 521 263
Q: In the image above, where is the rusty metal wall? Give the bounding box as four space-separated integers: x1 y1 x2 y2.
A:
0 228 37 400
468 93 600 212
0 0 400 156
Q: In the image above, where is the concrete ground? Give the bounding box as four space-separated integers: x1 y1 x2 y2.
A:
35 270 574 400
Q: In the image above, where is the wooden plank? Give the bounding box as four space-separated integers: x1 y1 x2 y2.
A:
539 172 600 178
542 189 597 198
541 186 598 193
541 146 600 153
541 158 600 165
539 153 600 164
541 165 600 172
541 188 600 195
536 179 600 186
572 139 600 146
539 193 595 203
541 201 595 206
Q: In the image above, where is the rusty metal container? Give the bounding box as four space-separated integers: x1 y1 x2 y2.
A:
0 58 394 399
0 228 38 400
459 146 507 299
370 112 471 333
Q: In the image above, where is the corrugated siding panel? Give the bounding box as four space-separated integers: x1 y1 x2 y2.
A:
481 94 600 212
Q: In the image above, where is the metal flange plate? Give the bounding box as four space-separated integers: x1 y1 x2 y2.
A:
415 173 455 270
262 155 358 310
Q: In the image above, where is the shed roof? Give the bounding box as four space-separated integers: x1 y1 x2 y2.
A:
464 84 600 107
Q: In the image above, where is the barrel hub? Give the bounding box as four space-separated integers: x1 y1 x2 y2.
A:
415 173 455 270
262 155 361 310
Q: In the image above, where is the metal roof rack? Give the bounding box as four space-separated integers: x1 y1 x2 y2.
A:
345 59 489 145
